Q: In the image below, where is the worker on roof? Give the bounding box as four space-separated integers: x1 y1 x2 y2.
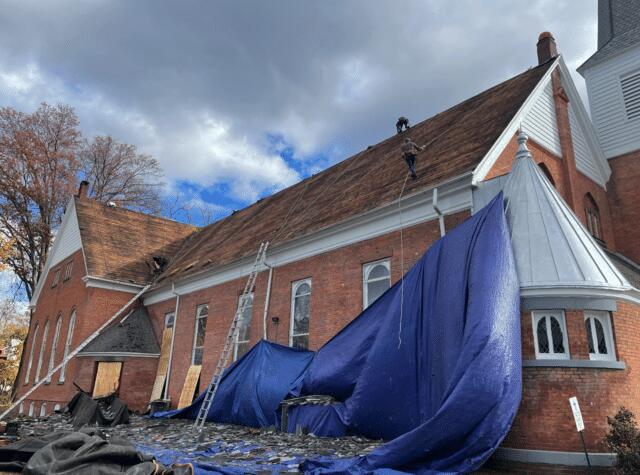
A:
401 137 424 180
396 116 410 134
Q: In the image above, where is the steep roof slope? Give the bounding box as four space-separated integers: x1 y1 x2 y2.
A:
75 198 195 285
157 60 553 286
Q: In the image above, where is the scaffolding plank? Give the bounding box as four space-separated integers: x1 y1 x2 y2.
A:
178 365 201 409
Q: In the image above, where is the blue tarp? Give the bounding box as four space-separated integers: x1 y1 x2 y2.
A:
295 193 521 473
153 340 313 427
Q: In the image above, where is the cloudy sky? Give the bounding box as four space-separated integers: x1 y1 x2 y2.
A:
0 0 598 297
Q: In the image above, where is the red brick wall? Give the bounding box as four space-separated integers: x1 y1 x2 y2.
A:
13 249 146 415
148 211 469 407
504 302 640 453
608 150 640 262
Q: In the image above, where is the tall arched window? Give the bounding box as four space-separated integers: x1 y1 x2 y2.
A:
35 320 49 383
234 293 254 361
584 193 602 240
537 163 555 187
24 323 39 384
59 309 76 383
584 311 615 361
290 279 311 349
46 316 63 384
532 311 569 359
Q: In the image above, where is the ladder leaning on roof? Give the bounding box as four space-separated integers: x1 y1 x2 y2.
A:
193 241 269 432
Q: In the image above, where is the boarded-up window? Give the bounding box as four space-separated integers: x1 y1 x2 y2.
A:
178 364 202 409
93 362 123 398
150 327 173 402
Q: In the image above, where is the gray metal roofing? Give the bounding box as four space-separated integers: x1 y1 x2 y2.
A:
80 306 160 355
501 132 631 293
579 0 640 73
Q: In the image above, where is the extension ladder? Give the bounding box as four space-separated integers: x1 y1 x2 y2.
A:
193 241 269 431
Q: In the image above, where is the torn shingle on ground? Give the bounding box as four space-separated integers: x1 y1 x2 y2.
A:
13 413 382 473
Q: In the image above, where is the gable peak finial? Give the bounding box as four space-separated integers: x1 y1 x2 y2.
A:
516 130 532 161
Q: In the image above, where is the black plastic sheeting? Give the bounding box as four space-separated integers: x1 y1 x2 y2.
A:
0 428 193 474
66 391 130 427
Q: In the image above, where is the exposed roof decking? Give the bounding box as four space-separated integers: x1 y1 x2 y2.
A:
156 61 554 287
75 198 195 285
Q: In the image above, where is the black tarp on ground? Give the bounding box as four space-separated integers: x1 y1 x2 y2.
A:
66 391 130 427
0 428 193 474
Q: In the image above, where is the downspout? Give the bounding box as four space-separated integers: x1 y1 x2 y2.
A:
262 264 274 340
433 187 446 237
164 283 181 401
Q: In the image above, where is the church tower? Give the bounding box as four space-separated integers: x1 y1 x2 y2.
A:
579 0 640 262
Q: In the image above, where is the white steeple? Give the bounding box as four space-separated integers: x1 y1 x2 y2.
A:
502 131 637 301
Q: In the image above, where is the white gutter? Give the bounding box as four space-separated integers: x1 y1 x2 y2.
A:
432 188 445 237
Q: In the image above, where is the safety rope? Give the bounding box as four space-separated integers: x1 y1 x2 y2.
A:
397 171 410 349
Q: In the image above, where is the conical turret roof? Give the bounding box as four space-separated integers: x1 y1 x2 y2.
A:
502 132 636 300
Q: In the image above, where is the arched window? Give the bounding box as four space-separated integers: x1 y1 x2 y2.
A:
18 402 24 415
47 316 63 384
53 403 61 412
363 259 391 309
39 402 47 418
538 163 555 187
532 311 569 359
290 279 311 349
584 311 615 361
584 193 602 240
191 304 208 365
24 323 39 384
234 293 254 361
28 401 35 417
60 309 76 383
35 320 49 383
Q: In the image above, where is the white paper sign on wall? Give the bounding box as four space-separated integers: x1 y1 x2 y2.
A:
569 396 585 432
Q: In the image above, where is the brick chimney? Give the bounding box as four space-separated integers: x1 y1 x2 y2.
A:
77 180 89 200
537 31 558 65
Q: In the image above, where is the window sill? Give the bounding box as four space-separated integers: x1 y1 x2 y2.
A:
523 359 625 370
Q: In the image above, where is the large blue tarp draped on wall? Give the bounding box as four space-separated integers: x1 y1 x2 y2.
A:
296 193 521 473
153 194 520 473
153 340 313 428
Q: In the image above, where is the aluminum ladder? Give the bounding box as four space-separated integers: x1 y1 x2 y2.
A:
193 241 269 432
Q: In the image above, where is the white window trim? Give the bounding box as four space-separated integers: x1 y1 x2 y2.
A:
532 310 570 360
60 310 76 383
290 279 312 347
39 402 47 417
28 401 34 417
46 317 62 384
35 320 49 383
362 258 391 309
234 292 254 361
25 324 39 384
191 304 208 365
584 311 616 361
19 402 24 415
53 403 61 412
63 260 73 281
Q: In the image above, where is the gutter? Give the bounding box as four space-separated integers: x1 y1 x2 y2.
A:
432 187 446 237
262 263 275 340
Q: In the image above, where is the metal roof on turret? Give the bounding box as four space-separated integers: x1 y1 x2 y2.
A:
501 132 637 301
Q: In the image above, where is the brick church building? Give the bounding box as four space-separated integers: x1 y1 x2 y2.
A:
12 1 640 469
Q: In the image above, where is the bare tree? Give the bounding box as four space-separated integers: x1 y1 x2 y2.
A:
80 135 164 214
0 103 81 300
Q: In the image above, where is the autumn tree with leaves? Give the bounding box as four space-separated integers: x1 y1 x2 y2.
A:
0 103 166 299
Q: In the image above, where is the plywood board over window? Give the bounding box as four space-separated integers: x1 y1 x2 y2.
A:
150 328 173 402
178 364 201 409
93 362 123 398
